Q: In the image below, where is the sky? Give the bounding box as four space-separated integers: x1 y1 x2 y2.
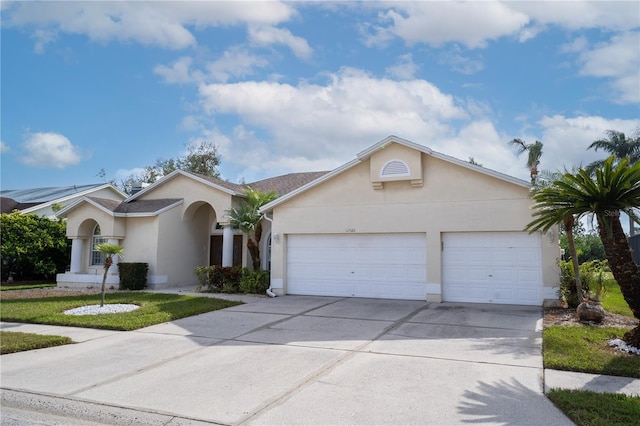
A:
1 1 639 192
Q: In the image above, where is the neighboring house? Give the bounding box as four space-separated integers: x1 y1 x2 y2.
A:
1 184 127 217
56 136 560 306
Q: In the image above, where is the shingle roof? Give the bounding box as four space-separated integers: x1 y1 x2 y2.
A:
189 173 247 194
247 172 330 196
88 197 182 214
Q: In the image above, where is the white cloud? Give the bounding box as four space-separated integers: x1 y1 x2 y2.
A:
20 132 82 169
248 25 313 59
576 32 640 104
536 114 640 172
385 53 419 80
511 1 640 32
364 2 529 49
560 36 589 54
5 1 296 50
196 68 471 178
31 29 56 54
154 56 201 84
207 46 270 82
0 141 10 153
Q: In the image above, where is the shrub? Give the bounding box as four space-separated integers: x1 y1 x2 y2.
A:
118 263 148 290
194 265 242 293
240 268 270 294
558 259 610 307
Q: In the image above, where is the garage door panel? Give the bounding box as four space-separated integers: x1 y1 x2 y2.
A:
443 232 542 306
287 234 427 300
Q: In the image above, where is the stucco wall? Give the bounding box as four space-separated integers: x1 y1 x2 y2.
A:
269 150 560 304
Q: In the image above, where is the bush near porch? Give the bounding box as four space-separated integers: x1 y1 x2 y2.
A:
194 266 269 294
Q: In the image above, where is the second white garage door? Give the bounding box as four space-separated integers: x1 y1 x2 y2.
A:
287 233 427 300
442 232 542 305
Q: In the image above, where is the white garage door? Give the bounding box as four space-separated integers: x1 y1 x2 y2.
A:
287 234 427 300
442 232 542 305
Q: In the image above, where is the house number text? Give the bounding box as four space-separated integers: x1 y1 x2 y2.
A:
345 228 356 233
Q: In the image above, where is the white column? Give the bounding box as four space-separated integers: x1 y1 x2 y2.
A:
222 225 234 267
70 238 84 273
107 238 120 274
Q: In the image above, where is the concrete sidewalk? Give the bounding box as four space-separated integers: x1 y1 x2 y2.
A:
0 295 634 425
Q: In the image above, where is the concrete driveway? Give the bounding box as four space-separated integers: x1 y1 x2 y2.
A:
1 296 572 425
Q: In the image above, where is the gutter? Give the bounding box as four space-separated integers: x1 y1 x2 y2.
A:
263 213 277 298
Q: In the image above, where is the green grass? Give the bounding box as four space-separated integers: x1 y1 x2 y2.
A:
1 283 56 291
0 292 242 331
543 326 639 378
547 389 640 426
1 331 73 354
600 278 634 317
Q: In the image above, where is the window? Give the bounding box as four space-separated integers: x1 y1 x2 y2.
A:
91 225 107 266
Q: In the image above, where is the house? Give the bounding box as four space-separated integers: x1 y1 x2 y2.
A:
1 184 127 217
56 136 560 306
55 171 326 289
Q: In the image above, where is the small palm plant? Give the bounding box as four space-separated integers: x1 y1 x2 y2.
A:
95 243 124 307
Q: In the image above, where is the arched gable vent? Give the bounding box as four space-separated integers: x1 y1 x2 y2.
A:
381 160 410 177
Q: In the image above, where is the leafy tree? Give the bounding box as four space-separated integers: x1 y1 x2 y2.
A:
110 141 221 193
95 243 124 307
227 188 278 270
508 138 544 184
0 213 70 281
526 157 640 345
560 230 606 264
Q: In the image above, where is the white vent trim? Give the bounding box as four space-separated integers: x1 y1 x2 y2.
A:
381 160 410 177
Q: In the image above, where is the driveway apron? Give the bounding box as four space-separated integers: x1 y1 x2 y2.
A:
1 296 572 425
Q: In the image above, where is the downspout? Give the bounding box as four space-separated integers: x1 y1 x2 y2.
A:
263 213 277 298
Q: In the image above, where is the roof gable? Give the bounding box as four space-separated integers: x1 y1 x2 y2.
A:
261 135 529 212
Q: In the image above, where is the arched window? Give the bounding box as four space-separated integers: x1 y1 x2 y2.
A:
91 225 107 266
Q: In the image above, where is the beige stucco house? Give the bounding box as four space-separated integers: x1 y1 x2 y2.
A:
56 136 560 306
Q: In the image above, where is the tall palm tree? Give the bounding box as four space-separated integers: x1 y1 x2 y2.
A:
508 139 544 184
95 243 124 307
227 188 277 270
526 157 640 345
587 129 640 235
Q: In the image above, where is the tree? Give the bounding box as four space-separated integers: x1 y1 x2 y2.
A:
587 129 640 236
95 243 124 307
508 139 544 184
526 157 640 345
226 188 278 270
110 141 221 194
0 213 70 281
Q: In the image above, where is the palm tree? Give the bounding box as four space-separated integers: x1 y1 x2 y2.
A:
508 139 544 184
227 188 277 270
526 157 640 345
587 129 640 235
95 243 124 307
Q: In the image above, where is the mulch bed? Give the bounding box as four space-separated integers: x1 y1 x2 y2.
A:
544 307 639 329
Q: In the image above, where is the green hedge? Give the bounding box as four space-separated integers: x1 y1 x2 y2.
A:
195 266 268 294
118 262 148 290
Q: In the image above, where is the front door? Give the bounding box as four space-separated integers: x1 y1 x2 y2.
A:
210 235 243 267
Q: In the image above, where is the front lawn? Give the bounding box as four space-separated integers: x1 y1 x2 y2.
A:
600 277 634 317
1 331 73 354
547 389 640 426
0 292 242 331
543 326 639 378
1 283 56 291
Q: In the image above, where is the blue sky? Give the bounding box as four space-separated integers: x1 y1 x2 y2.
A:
2 1 639 191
